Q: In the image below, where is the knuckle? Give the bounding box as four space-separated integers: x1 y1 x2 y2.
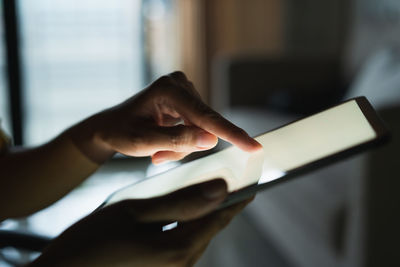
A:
192 98 210 113
202 109 222 123
158 75 174 84
231 127 247 137
187 82 201 98
170 135 180 150
169 71 187 81
161 84 184 100
170 134 186 151
149 76 176 97
152 73 193 99
170 126 192 150
153 75 175 90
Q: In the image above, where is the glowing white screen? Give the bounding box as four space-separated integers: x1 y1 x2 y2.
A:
256 100 376 183
105 100 376 205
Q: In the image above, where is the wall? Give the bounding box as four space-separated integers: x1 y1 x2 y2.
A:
178 0 352 103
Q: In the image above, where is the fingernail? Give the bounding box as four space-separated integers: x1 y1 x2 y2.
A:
196 131 217 149
201 180 227 200
252 139 263 150
245 136 263 151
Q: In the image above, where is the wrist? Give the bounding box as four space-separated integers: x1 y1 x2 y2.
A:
67 113 116 165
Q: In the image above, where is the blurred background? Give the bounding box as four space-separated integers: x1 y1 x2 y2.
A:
0 0 399 266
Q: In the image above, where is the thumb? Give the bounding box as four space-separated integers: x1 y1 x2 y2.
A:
116 179 228 222
151 125 218 152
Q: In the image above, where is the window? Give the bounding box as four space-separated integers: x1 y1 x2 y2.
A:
142 0 180 81
18 0 144 145
0 3 11 135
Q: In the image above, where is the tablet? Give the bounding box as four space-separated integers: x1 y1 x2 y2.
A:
99 96 389 210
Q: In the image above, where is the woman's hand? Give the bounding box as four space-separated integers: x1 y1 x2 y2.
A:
70 71 261 164
0 71 261 222
30 179 253 267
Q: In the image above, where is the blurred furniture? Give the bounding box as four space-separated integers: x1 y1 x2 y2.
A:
212 57 346 114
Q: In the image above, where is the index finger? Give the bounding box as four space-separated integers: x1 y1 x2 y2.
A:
167 89 262 152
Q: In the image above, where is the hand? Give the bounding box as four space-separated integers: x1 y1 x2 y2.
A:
30 179 253 267
70 71 261 164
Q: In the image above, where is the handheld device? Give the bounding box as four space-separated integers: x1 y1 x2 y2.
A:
100 97 389 210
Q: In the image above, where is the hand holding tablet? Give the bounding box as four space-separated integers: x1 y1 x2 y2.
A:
101 97 389 209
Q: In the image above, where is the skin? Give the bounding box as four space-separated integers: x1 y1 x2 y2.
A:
30 180 254 267
0 71 262 266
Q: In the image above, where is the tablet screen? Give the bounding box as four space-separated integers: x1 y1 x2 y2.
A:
257 100 376 184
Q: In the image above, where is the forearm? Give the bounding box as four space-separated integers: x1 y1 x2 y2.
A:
0 115 114 220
